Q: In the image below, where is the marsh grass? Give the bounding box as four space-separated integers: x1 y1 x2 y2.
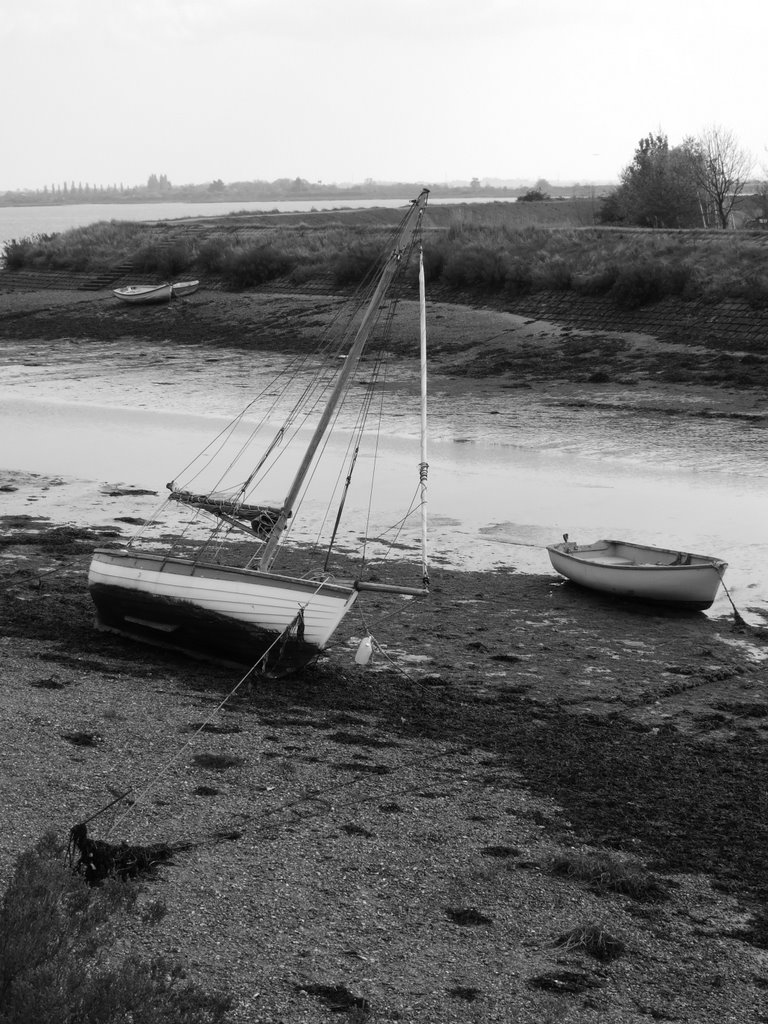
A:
553 923 626 961
3 222 148 273
550 850 670 902
133 239 196 278
5 200 768 307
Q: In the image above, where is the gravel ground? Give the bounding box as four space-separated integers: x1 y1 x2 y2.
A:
1 283 768 1022
0 519 767 1023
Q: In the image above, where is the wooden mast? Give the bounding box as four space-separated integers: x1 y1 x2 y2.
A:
258 188 430 572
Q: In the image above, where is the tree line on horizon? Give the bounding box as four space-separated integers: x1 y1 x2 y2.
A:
0 175 562 208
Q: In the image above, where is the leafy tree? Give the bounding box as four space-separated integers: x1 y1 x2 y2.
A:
146 173 172 192
600 132 701 227
518 187 550 202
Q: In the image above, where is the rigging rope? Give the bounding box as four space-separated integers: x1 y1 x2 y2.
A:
97 578 333 839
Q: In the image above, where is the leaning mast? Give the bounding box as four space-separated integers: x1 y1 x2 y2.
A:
258 188 430 572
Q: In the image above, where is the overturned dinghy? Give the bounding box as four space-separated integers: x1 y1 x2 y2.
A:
546 537 728 610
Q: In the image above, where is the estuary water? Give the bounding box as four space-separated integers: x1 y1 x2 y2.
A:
1 337 767 625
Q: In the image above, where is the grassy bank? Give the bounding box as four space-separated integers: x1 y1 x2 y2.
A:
5 200 768 314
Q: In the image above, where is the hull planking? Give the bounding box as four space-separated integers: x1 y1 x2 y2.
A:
88 550 358 671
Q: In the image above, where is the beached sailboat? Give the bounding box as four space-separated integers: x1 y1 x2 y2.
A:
89 191 431 671
547 536 727 610
113 280 200 304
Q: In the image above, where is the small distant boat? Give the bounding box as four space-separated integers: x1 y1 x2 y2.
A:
112 280 200 304
170 279 200 297
546 536 728 610
113 283 171 304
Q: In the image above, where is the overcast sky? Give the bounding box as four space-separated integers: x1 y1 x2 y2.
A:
2 0 766 192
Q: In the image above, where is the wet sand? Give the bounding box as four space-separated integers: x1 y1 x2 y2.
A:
3 282 768 420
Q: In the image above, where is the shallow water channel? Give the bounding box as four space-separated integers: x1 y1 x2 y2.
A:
2 338 767 624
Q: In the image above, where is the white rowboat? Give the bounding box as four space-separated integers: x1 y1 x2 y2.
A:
546 538 727 610
170 279 200 297
112 280 200 304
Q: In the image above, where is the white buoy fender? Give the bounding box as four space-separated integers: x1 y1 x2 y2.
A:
355 636 373 665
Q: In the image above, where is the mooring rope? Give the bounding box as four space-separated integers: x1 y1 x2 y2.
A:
714 566 748 628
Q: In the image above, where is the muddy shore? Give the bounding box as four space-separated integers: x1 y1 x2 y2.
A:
1 283 768 1022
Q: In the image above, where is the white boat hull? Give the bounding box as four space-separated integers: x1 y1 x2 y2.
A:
113 284 172 304
547 538 727 610
112 280 199 304
170 279 200 297
88 550 358 670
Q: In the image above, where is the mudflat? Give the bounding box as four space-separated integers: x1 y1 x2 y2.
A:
3 280 768 418
1 282 768 1022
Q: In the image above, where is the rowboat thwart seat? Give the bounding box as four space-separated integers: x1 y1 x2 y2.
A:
587 556 637 566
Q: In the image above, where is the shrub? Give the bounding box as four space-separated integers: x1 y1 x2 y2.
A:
518 188 551 202
331 240 383 287
609 263 660 308
219 243 294 289
1 237 35 270
503 259 534 297
742 273 768 309
422 245 447 283
287 259 324 285
571 267 618 296
133 240 195 278
532 255 571 291
196 235 233 275
0 832 232 1024
1 234 57 270
441 245 509 291
609 260 690 309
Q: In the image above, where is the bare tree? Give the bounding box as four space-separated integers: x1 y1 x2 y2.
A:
692 125 753 228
